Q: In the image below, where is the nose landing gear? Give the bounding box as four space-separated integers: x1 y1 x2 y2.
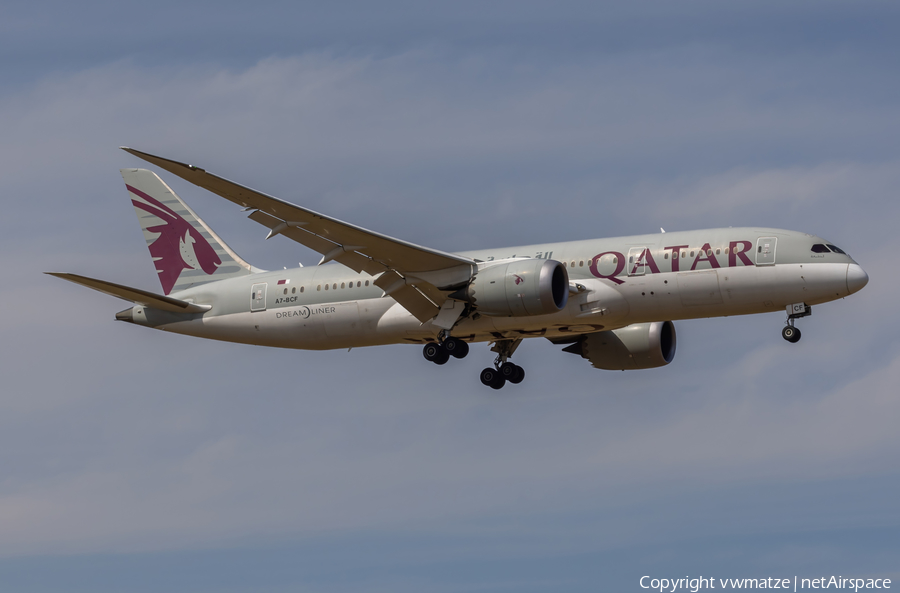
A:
781 325 801 343
782 303 811 343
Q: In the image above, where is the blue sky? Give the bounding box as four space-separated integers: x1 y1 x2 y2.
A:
1 2 898 591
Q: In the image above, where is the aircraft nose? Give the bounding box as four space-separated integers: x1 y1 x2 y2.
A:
846 263 869 294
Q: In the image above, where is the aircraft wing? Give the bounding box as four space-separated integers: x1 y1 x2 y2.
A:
121 148 476 322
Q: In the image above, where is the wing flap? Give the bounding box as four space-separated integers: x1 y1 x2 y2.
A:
411 281 450 309
374 270 441 323
47 273 211 314
390 285 441 323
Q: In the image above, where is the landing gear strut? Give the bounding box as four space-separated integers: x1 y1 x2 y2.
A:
480 339 525 390
782 303 811 343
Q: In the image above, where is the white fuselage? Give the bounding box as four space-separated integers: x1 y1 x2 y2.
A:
128 227 866 350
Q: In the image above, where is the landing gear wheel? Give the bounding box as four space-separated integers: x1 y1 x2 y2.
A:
480 367 505 389
444 337 469 359
423 342 441 361
782 326 801 343
498 363 525 385
499 362 516 380
423 342 450 364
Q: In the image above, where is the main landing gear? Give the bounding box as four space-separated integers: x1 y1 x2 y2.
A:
422 334 469 365
423 335 527 390
782 303 811 343
479 362 525 390
480 339 525 390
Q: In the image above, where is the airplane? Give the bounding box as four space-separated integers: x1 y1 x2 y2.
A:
49 148 869 389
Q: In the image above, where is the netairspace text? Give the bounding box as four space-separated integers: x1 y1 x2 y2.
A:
640 576 891 592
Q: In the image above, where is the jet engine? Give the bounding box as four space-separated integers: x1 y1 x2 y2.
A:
563 321 676 370
453 259 568 317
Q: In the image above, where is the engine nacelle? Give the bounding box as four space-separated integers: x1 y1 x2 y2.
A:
454 259 569 317
565 321 677 370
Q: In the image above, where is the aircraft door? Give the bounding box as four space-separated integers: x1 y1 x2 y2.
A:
251 282 267 312
628 247 648 276
756 237 777 266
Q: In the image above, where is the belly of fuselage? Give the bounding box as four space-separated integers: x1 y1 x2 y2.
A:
154 262 853 350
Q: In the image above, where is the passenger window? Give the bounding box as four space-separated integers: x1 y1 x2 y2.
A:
325 284 329 290
664 253 669 259
291 287 296 294
707 249 712 256
690 251 694 257
283 288 288 295
341 282 345 289
827 244 846 255
357 281 361 287
365 281 369 286
579 260 583 267
571 261 575 267
333 283 337 290
317 285 321 291
682 252 686 258
300 287 304 293
716 248 720 255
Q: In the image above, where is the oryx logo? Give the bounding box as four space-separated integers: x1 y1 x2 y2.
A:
127 184 221 294
514 274 524 285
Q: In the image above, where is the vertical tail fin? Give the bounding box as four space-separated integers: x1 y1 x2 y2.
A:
122 168 254 295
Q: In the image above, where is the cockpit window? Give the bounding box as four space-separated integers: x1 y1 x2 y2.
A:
811 244 830 253
827 244 846 255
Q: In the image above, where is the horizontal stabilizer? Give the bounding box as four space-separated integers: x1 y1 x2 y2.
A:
46 273 211 314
